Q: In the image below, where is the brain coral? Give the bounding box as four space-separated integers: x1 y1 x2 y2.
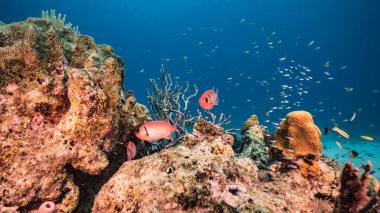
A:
274 111 322 160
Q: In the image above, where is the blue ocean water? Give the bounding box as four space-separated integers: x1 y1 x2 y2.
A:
1 0 380 177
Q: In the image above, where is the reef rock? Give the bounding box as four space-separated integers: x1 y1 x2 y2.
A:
93 120 339 212
0 18 149 211
238 115 270 170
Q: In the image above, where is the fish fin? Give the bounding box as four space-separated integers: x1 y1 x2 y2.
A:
167 134 173 140
207 94 212 105
215 88 219 105
143 126 149 136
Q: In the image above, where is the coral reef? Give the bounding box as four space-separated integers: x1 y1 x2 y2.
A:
145 65 232 149
146 64 199 147
93 120 339 212
334 162 380 212
274 110 322 178
0 17 149 211
237 115 271 169
41 9 79 34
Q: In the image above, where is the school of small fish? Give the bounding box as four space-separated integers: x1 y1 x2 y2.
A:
132 16 377 162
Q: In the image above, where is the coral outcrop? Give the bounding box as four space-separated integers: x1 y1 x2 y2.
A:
335 162 380 212
274 111 322 159
238 115 270 169
0 18 149 211
274 111 322 177
93 120 339 212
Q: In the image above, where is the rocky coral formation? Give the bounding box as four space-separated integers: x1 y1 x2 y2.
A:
237 115 270 169
0 18 149 211
335 162 380 212
93 120 339 212
274 110 322 178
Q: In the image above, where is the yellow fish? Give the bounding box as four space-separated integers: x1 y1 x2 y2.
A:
332 127 350 139
336 141 343 151
360 135 374 141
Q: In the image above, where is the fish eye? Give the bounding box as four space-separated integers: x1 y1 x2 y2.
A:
205 98 208 103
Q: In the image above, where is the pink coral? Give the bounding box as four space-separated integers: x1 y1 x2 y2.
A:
37 201 56 213
6 84 18 93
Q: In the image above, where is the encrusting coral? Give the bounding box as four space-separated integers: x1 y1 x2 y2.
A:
0 16 149 211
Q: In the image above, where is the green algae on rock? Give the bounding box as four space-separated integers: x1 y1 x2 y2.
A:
0 17 149 211
238 115 271 170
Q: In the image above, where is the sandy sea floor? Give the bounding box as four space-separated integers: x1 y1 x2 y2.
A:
322 134 380 179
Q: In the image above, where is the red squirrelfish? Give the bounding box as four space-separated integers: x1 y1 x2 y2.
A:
135 119 177 142
198 89 218 110
127 141 137 161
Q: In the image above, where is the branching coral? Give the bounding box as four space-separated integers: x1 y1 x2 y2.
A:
41 9 79 34
146 65 232 148
146 65 198 147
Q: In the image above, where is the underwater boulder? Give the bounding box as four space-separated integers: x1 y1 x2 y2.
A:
0 17 149 211
93 120 338 212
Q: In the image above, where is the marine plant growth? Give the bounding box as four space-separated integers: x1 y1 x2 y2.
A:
41 9 79 34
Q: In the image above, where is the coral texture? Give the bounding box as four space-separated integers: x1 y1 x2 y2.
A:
274 110 322 159
335 162 380 212
238 115 270 169
273 111 323 178
93 120 338 212
0 18 149 211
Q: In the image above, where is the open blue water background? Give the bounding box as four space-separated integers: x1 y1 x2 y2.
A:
1 0 380 177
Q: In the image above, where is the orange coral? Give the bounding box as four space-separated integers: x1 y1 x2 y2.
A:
274 111 322 160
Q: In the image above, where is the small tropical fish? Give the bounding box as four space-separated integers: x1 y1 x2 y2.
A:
324 126 329 135
323 61 330 67
198 89 219 110
127 141 137 161
349 150 359 158
336 141 343 151
282 156 294 161
332 126 350 138
339 66 348 70
344 87 353 92
360 135 374 141
135 119 177 142
350 112 356 122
